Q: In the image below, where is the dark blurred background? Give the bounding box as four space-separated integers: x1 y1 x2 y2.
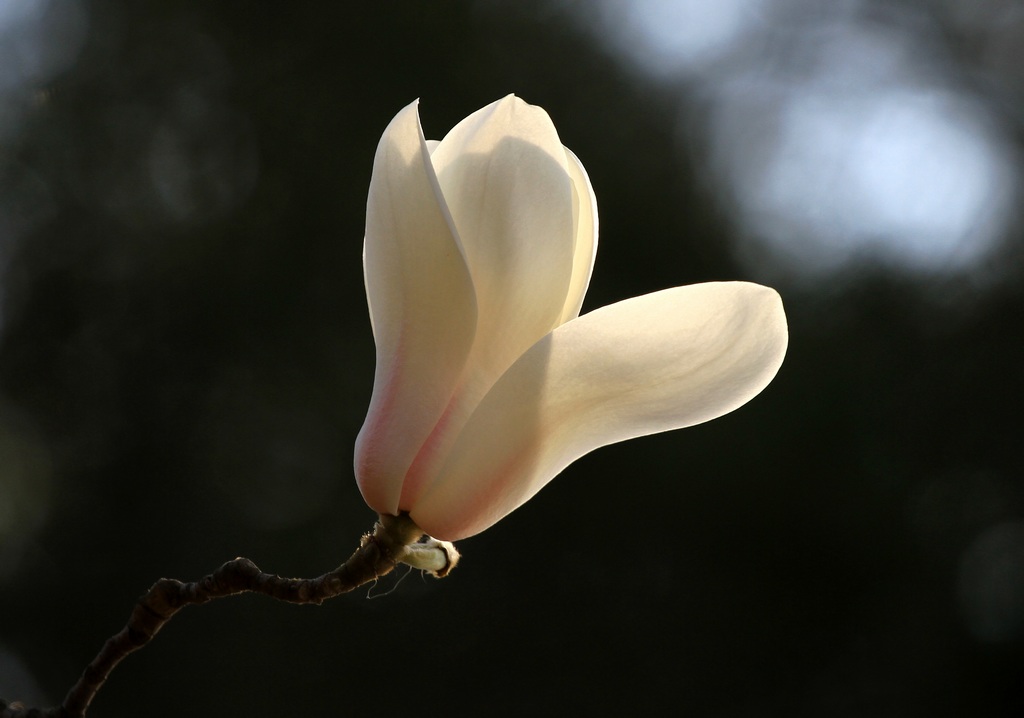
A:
1 0 1023 715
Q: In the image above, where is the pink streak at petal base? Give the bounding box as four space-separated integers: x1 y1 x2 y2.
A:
354 333 409 517
411 434 539 541
397 385 466 511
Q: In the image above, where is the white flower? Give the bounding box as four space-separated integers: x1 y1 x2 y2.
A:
355 95 788 541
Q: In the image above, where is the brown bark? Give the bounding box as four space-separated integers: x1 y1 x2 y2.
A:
1 513 455 718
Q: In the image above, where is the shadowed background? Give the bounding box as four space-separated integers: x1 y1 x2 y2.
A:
1 0 1023 715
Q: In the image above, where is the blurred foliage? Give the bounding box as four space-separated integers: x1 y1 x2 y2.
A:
0 0 1022 716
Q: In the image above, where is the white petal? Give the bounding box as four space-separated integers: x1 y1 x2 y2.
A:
397 96 579 506
431 95 576 380
354 100 477 516
410 282 789 540
558 148 599 325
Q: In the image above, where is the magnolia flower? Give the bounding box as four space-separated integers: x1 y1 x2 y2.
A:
355 95 787 542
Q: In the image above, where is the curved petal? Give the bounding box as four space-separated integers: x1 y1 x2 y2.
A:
354 99 477 515
410 282 789 540
398 96 578 506
558 148 599 325
431 95 576 382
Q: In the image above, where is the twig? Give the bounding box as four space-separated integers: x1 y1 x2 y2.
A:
0 513 459 718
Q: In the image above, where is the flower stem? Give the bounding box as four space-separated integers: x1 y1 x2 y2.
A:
0 513 458 718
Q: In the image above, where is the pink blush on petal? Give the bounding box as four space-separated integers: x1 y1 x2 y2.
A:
354 335 409 516
397 386 464 511
414 436 541 541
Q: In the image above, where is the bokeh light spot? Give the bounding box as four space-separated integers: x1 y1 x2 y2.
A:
731 86 1014 274
573 1 1020 278
0 0 87 139
593 0 768 75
